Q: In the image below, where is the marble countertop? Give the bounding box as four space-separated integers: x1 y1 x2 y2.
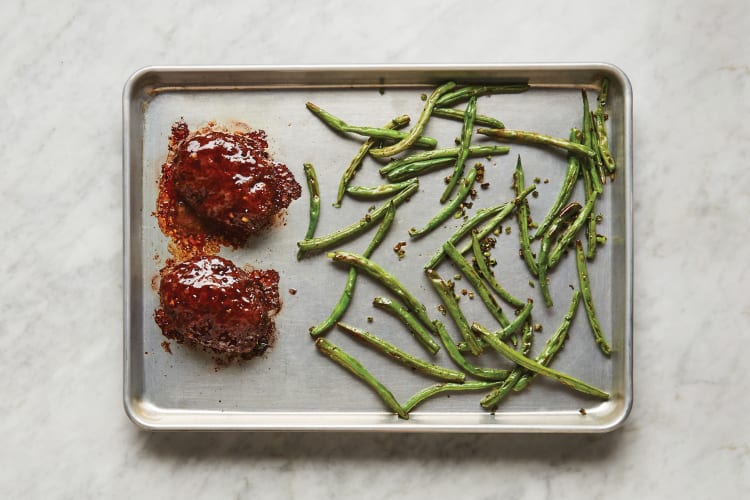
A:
1 0 748 498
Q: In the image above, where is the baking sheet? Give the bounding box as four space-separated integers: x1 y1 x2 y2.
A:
123 64 632 431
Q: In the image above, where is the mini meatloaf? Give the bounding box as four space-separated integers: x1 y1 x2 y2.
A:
172 129 301 240
155 255 281 357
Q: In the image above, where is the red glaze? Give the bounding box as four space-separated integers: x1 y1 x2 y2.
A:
155 255 281 357
172 130 301 241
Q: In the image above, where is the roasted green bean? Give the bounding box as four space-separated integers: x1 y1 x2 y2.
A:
480 319 534 410
575 240 611 356
337 322 464 382
333 114 410 207
328 251 435 332
379 145 510 176
442 241 511 328
432 107 505 129
426 269 482 356
306 103 436 148
372 296 440 355
470 232 525 309
546 188 597 269
538 202 582 307
370 81 456 157
301 162 320 240
433 320 509 381
435 83 529 107
477 127 596 159
315 337 408 419
440 96 476 203
532 129 582 239
404 381 503 413
513 155 538 276
309 202 397 337
297 182 417 257
593 78 616 173
409 165 478 239
345 178 417 199
515 289 580 391
474 322 609 399
385 157 456 183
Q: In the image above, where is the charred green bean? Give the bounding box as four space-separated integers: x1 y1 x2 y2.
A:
337 322 464 382
432 107 505 129
370 81 456 157
477 127 596 159
433 320 509 381
440 97 476 203
334 114 410 207
372 296 440 355
297 182 417 257
474 322 609 399
409 165 478 239
309 202 396 337
315 337 408 419
436 83 529 107
328 251 435 332
404 381 503 412
426 269 482 355
306 103 436 148
575 240 611 356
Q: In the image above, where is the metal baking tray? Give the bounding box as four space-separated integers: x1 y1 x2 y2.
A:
123 64 632 432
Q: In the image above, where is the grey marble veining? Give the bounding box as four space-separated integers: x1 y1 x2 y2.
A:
0 0 748 498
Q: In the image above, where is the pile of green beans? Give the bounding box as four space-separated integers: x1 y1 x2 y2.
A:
300 79 616 418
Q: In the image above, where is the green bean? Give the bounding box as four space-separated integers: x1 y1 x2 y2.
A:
477 128 596 159
404 381 503 413
442 241 510 328
538 202 582 307
435 83 529 106
305 103 436 148
385 157 456 183
473 321 609 400
470 232 525 309
345 178 417 199
575 240 611 356
532 129 582 240
370 81 456 158
515 289 580 391
425 269 482 356
433 320 509 381
372 296 440 355
309 203 397 337
581 90 604 195
328 250 435 333
546 188 597 269
496 300 533 341
333 114 410 207
432 107 505 129
480 319 534 409
409 166 478 239
423 204 508 270
337 322 465 383
512 155 538 277
584 165 599 260
469 299 532 346
593 78 616 173
315 337 408 419
440 97 477 203
454 187 537 260
301 163 320 240
379 145 510 176
297 182 418 257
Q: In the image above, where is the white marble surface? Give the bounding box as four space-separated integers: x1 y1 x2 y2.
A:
1 0 748 498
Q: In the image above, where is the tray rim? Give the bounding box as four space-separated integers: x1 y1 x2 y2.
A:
123 63 633 432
